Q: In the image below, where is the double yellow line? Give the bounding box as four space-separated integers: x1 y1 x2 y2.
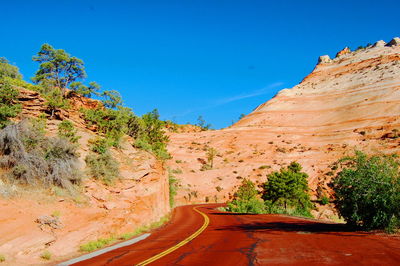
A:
136 207 210 266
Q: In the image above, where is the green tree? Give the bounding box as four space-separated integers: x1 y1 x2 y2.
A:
45 87 69 118
227 179 265 214
332 151 400 231
70 81 100 98
263 162 312 212
196 115 212 130
32 44 86 95
206 147 218 168
0 79 22 128
0 57 22 79
101 90 122 108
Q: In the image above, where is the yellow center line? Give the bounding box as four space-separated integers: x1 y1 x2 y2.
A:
136 206 210 266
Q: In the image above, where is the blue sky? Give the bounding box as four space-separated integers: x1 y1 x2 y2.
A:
1 0 399 128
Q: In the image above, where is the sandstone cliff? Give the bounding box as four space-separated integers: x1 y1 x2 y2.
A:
0 89 170 264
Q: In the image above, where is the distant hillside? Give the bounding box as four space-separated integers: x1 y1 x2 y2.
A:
166 37 400 220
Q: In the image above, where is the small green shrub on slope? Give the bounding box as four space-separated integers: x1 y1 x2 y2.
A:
227 179 265 214
58 120 80 143
85 137 119 185
168 169 179 208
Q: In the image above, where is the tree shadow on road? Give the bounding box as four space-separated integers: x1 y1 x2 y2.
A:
214 220 369 237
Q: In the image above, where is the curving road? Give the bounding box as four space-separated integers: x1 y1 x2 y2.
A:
72 204 400 265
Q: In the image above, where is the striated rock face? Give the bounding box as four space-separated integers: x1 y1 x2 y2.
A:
167 40 400 217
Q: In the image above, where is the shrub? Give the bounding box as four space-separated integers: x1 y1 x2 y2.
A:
0 79 22 128
58 120 80 143
40 250 52 260
88 137 110 154
227 179 265 214
320 195 330 205
332 151 400 231
168 170 179 208
80 237 116 252
171 168 182 174
82 106 132 147
0 120 81 190
206 147 218 168
0 254 5 262
85 151 119 185
130 109 170 160
262 162 313 216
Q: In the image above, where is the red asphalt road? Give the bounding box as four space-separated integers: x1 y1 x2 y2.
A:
74 204 400 265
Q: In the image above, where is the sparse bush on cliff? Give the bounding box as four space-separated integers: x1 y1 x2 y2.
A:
227 179 265 214
0 120 81 190
332 151 400 232
130 109 170 160
0 79 22 128
85 152 119 185
168 169 179 208
82 106 132 147
262 162 313 217
58 120 80 143
85 137 119 185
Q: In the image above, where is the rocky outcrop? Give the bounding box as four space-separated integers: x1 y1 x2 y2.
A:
373 40 386 47
318 55 332 64
335 47 351 57
387 37 400 46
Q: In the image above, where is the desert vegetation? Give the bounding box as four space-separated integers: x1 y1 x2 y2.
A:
0 44 174 191
0 119 81 191
0 44 170 162
331 151 400 232
226 162 313 217
168 169 179 207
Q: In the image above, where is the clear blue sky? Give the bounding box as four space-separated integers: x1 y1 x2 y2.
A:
1 0 399 128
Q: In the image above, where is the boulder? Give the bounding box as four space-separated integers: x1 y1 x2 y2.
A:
318 55 332 64
35 215 62 230
386 37 400 47
373 40 386 47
